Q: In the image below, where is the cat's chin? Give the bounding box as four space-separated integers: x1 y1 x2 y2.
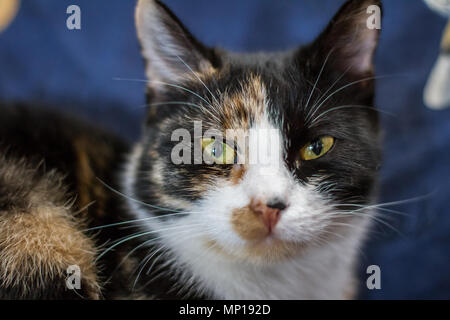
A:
204 236 307 265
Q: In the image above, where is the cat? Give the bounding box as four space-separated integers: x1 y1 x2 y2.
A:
0 0 382 299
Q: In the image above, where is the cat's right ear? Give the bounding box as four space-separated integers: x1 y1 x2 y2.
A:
135 0 217 91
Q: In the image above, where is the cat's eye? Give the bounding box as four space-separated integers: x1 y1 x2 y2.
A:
300 136 335 161
201 138 237 164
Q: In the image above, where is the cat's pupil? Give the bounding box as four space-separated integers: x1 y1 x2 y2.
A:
212 141 223 158
310 139 323 155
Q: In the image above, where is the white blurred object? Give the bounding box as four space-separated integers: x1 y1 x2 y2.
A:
424 0 450 16
424 54 450 109
423 0 450 110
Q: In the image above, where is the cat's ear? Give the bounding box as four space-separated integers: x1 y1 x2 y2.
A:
135 0 217 89
309 0 382 76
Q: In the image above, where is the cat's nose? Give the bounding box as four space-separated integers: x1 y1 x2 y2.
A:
250 198 288 232
267 199 287 211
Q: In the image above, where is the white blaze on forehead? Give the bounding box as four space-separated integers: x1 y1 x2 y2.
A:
242 102 292 202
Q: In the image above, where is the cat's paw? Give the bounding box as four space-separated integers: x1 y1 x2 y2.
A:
0 206 101 299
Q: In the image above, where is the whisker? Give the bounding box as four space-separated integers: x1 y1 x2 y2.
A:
135 227 211 290
145 100 221 123
113 77 214 110
116 214 205 230
305 65 351 122
138 101 205 110
175 54 220 106
334 203 409 217
96 177 183 213
133 244 167 290
306 73 405 125
103 234 166 285
366 192 435 208
95 224 202 262
73 200 96 216
106 220 208 247
345 211 404 236
84 212 191 232
144 230 222 296
106 226 205 286
303 49 334 118
310 104 396 126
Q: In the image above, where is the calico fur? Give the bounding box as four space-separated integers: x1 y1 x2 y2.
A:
0 0 382 299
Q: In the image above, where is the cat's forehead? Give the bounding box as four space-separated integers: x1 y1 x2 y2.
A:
217 73 267 129
188 58 294 130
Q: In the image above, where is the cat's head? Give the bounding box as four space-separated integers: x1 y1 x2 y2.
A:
128 0 382 264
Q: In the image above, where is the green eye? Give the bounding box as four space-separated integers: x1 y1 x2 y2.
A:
300 136 335 160
201 138 236 164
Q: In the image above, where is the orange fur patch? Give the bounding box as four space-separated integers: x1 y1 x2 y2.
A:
220 74 266 129
231 205 268 241
229 202 306 262
230 164 247 185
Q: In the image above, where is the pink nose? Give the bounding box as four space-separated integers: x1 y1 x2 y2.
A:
250 199 287 232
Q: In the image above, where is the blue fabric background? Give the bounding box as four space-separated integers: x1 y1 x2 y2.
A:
0 0 449 299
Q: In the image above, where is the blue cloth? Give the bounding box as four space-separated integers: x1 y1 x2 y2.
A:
0 0 449 299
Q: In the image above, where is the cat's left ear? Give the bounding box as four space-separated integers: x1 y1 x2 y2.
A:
308 0 382 76
135 0 217 90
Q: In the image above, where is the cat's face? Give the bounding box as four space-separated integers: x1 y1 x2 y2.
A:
129 0 381 264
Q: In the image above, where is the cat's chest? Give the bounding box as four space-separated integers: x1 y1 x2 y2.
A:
173 241 355 300
208 262 318 299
